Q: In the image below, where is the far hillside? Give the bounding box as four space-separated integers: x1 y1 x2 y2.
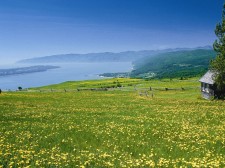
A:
131 49 216 79
17 46 212 64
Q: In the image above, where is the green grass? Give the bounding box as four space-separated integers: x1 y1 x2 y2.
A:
0 78 225 167
33 77 199 90
33 78 142 90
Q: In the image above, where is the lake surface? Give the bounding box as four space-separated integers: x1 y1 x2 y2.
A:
0 62 132 90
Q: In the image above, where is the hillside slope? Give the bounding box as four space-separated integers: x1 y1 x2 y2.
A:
1 78 225 167
131 49 216 78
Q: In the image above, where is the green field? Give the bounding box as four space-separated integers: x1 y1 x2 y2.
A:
0 78 225 167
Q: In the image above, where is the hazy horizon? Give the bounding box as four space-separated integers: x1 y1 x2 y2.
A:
1 45 213 65
0 0 223 63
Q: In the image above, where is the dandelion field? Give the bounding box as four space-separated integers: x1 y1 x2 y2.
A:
0 78 225 167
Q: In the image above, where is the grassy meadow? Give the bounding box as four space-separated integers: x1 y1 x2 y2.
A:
0 78 225 167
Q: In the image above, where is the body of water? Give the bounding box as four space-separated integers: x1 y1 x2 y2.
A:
0 62 132 90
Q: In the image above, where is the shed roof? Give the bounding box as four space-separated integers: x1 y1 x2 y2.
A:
199 71 215 85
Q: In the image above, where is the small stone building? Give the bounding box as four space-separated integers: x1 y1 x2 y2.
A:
199 71 215 99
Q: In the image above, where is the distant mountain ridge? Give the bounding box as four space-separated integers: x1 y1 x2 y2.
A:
17 46 212 64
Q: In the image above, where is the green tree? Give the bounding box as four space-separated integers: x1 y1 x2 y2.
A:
211 4 225 94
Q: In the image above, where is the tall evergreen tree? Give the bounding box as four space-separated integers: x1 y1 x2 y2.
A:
211 4 225 96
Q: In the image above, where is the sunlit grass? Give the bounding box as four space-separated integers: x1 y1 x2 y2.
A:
0 78 224 167
34 78 142 90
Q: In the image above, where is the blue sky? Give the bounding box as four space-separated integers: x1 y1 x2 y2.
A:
0 0 223 62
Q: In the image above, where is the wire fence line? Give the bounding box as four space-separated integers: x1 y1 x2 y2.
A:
8 86 200 93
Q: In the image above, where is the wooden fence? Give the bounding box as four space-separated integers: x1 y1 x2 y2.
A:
12 86 200 94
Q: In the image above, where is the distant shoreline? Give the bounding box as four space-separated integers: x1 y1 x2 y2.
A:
98 72 130 78
0 65 60 77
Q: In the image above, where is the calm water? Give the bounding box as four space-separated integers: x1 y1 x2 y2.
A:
0 62 132 90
